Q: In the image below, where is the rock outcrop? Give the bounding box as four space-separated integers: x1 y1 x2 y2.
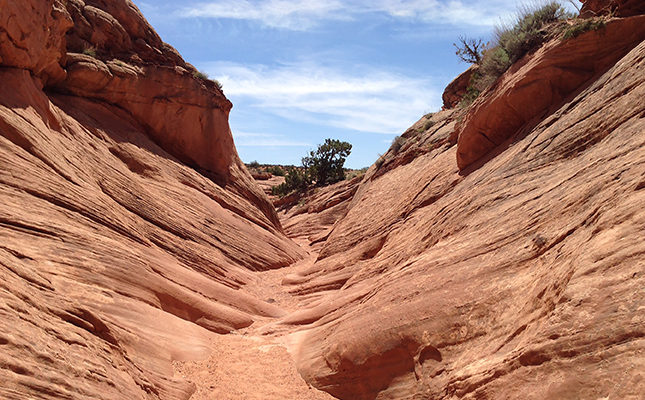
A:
442 65 477 109
285 20 645 400
278 177 362 252
0 1 304 399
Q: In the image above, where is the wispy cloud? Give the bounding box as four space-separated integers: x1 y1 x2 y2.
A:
204 61 440 135
178 0 562 29
180 0 348 30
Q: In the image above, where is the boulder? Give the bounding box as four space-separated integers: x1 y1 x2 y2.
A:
442 65 477 109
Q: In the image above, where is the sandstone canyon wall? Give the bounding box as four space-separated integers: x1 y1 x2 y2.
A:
0 1 304 398
284 14 645 400
2 1 645 400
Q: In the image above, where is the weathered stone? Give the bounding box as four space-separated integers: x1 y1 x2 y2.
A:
442 65 477 109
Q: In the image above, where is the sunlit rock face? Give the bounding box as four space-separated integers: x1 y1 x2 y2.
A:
0 1 304 398
287 24 645 400
1 1 644 399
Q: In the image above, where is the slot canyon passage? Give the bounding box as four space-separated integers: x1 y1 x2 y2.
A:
1 1 644 399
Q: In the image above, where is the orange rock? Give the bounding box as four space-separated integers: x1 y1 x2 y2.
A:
441 65 477 109
0 0 72 85
288 37 645 400
279 177 362 247
0 1 304 398
3 0 645 399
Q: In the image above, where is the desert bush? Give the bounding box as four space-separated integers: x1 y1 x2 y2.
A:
454 36 485 64
562 18 606 39
497 2 571 62
458 84 482 108
267 165 285 176
346 167 369 180
302 139 352 186
459 1 572 106
192 71 223 90
271 139 352 197
374 154 385 169
82 46 97 57
248 160 260 169
423 118 436 131
193 70 209 80
390 136 406 154
271 167 308 196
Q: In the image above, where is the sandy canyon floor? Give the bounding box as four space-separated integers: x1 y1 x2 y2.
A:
172 234 335 400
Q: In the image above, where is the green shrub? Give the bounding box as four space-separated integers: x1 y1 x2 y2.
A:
302 139 352 186
193 71 209 80
563 18 606 39
271 167 308 196
459 85 482 108
248 160 260 169
267 165 285 176
390 136 406 154
345 167 369 180
375 154 385 169
213 79 223 90
423 119 436 131
270 139 353 196
498 2 570 61
475 48 511 93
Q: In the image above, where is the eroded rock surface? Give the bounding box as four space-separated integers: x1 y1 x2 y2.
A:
2 1 645 399
0 1 304 399
286 35 645 400
442 65 477 109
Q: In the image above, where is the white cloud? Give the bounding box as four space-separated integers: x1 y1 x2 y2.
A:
179 0 577 29
204 61 440 135
180 0 348 30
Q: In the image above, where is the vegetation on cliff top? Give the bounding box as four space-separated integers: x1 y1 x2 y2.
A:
454 1 576 107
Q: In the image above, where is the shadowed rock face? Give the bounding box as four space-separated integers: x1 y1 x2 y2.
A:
0 1 304 398
287 33 645 400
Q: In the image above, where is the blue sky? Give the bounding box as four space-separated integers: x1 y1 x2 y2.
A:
133 0 580 169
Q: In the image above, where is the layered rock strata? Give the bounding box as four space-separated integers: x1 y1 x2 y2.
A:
287 26 645 400
0 1 304 398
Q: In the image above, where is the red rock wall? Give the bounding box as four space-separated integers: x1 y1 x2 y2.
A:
0 1 305 398
287 31 645 400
